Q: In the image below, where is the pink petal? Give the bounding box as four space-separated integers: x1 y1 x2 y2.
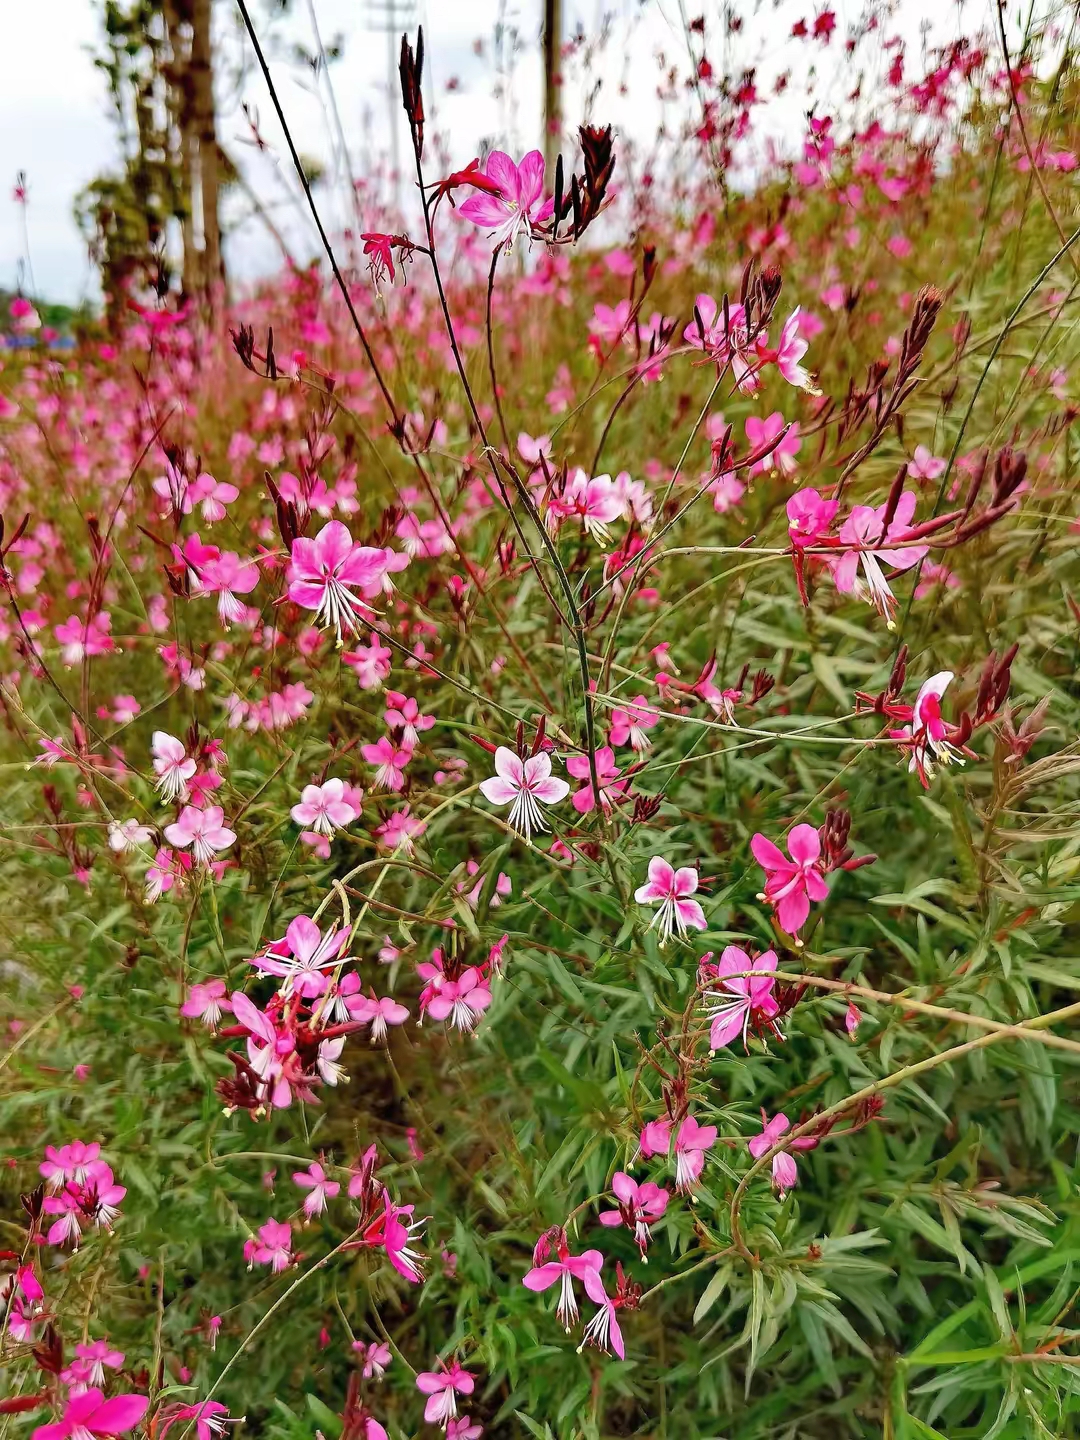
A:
786 824 821 864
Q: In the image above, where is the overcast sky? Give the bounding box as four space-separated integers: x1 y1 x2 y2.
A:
0 0 1009 305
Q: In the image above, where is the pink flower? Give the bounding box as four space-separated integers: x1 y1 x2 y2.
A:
74 1341 125 1387
247 1218 292 1272
634 857 707 946
376 805 425 853
598 1172 669 1258
566 746 629 816
180 979 231 1028
199 552 260 626
362 736 413 792
636 1118 672 1160
830 491 927 626
415 1359 475 1427
163 805 235 866
751 824 829 937
479 747 570 840
608 696 659 753
845 1000 861 1039
673 1115 717 1194
156 1401 235 1440
908 444 946 482
250 915 350 998
31 1389 148 1440
769 308 820 392
286 521 389 642
293 1161 340 1217
787 488 838 547
351 992 410 1043
421 968 492 1032
746 414 800 477
54 613 114 665
458 149 549 250
749 1111 817 1198
189 472 239 523
446 1418 484 1440
353 1339 392 1380
893 671 965 784
290 778 361 836
523 1239 604 1332
151 732 196 803
577 1281 626 1360
384 692 435 747
550 469 625 545
41 1142 101 1189
702 946 781 1050
343 633 393 690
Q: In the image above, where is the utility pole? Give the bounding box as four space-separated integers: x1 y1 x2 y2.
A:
542 0 562 176
364 0 418 211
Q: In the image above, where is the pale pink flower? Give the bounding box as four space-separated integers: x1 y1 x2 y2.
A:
54 613 114 665
772 308 820 393
446 1418 483 1440
164 805 235 865
354 1340 392 1380
107 819 154 853
290 778 361 836
292 1161 340 1217
634 857 707 946
749 1111 817 1197
458 149 550 250
845 1000 861 1039
751 824 828 936
479 747 570 840
376 805 425 853
151 732 197 803
74 1340 125 1387
41 1141 100 1190
415 1359 475 1427
286 521 389 642
343 633 393 690
180 979 231 1028
189 472 239 523
908 444 947 482
674 1115 717 1194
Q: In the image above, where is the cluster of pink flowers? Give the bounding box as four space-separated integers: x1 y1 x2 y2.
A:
39 1142 127 1249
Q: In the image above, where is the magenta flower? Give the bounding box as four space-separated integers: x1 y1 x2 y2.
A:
293 1161 340 1217
577 1281 626 1360
415 1359 475 1427
702 946 780 1051
523 1240 604 1331
286 521 389 642
54 612 114 665
41 1141 100 1189
157 1401 235 1440
290 778 361 836
31 1389 148 1440
893 671 964 784
247 1218 292 1272
634 857 707 946
787 487 838 548
151 731 197 803
446 1418 484 1440
636 1118 672 1161
180 979 231 1028
457 149 549 250
479 746 570 841
164 805 235 866
598 1172 669 1258
673 1115 717 1195
354 1339 392 1380
751 824 829 937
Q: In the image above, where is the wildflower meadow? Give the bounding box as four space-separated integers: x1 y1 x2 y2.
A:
3 2 1080 1436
